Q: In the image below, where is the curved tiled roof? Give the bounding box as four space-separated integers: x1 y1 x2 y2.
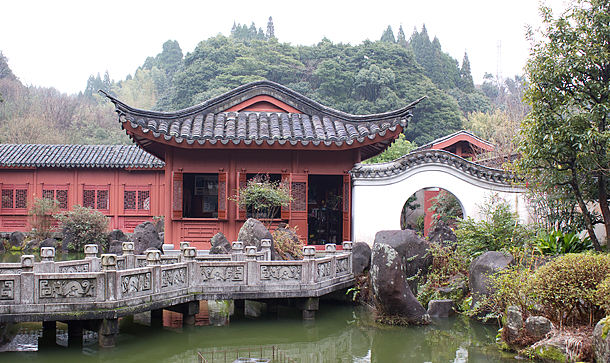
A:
102 81 423 157
351 149 519 186
0 144 164 169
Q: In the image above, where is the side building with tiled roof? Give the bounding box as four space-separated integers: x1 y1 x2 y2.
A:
103 80 422 248
0 144 165 234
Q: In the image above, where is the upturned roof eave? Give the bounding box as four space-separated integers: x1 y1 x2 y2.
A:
100 80 425 123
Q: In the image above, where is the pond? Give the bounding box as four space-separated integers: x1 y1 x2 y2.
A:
0 300 524 363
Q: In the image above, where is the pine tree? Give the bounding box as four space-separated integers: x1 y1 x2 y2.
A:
380 25 396 43
397 24 407 49
266 16 275 39
458 52 475 93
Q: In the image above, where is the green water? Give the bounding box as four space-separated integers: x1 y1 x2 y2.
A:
0 302 522 363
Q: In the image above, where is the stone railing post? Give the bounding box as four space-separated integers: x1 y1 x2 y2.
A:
325 243 336 256
343 241 353 275
183 247 198 289
183 247 197 262
84 244 98 258
146 250 161 294
101 254 117 302
20 255 35 304
84 244 100 271
40 247 55 273
261 239 272 261
245 246 258 286
122 242 135 269
179 242 190 262
231 241 245 262
303 246 316 284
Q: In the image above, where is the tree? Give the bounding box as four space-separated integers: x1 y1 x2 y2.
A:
363 133 416 163
517 0 610 250
458 52 475 93
380 25 396 43
266 16 275 39
397 24 407 49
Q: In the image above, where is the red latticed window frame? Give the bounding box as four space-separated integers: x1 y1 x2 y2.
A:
1 184 28 214
42 184 69 210
83 185 110 214
124 185 151 215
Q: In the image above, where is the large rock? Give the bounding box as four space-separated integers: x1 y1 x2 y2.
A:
209 232 231 254
593 319 610 363
468 251 514 316
107 229 131 255
8 231 25 249
427 299 455 317
427 219 457 246
352 242 371 276
132 221 163 255
372 230 432 294
237 218 277 259
23 239 39 252
61 227 73 252
370 239 430 325
40 238 57 248
506 306 523 342
525 316 553 338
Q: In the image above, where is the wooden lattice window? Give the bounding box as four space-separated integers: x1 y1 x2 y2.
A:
1 186 27 213
124 186 150 215
83 186 109 212
291 182 307 212
43 185 69 210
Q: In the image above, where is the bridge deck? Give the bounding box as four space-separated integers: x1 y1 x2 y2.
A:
0 242 355 324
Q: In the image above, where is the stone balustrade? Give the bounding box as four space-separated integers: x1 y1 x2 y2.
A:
0 241 354 324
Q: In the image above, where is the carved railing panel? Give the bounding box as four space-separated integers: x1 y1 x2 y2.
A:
335 257 350 276
39 278 97 301
260 265 302 282
161 266 187 290
119 271 152 296
0 278 16 301
199 263 245 285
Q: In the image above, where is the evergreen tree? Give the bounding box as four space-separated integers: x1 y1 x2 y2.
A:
266 16 275 39
380 25 396 43
458 52 475 93
397 24 407 49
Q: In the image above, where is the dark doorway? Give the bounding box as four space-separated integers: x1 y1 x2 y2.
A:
307 175 343 245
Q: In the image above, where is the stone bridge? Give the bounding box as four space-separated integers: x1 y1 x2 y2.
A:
351 149 528 244
0 242 355 348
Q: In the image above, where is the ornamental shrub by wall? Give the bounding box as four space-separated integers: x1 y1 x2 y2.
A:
55 205 110 252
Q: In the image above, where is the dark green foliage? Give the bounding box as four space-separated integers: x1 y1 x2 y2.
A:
517 0 610 251
458 53 475 93
428 190 463 229
456 194 531 258
534 229 593 255
416 242 469 310
55 205 110 252
229 174 291 228
380 25 396 43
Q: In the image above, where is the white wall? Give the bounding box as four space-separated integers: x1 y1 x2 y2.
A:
352 163 528 245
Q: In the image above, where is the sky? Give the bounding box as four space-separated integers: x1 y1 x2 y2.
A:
1 0 566 96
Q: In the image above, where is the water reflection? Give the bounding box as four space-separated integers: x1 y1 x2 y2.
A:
0 302 523 362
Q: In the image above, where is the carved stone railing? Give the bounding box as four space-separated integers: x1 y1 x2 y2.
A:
351 149 519 185
0 241 354 321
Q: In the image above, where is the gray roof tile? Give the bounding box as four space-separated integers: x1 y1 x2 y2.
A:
0 144 164 169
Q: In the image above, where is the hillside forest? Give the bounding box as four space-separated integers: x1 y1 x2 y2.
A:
0 20 528 162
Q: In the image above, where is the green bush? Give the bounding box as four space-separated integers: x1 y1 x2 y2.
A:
55 205 110 252
491 253 610 328
530 253 610 327
229 173 291 228
456 194 531 258
416 242 469 309
272 225 304 260
28 197 60 240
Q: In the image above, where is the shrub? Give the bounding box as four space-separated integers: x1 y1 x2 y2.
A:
416 242 469 309
272 225 303 260
55 205 110 252
456 194 531 258
528 253 610 327
28 198 60 240
427 190 463 229
229 173 292 228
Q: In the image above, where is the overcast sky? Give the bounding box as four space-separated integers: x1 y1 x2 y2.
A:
1 0 565 96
